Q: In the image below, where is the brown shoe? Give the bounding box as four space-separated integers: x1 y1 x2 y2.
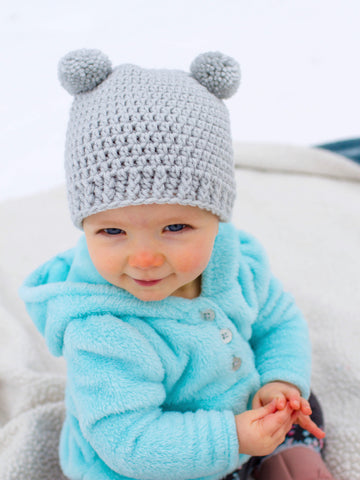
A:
253 446 336 480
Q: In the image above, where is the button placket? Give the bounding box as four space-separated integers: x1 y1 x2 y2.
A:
232 356 242 371
220 328 233 344
200 307 241 372
200 308 216 321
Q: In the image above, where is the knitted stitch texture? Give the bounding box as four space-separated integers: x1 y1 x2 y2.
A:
58 50 240 228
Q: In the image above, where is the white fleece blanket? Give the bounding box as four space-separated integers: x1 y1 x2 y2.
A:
0 142 359 480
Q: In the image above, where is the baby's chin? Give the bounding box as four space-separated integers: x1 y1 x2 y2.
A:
121 284 172 302
130 291 170 302
126 286 192 302
119 275 200 301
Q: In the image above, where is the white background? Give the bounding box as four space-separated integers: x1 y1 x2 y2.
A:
1 0 359 202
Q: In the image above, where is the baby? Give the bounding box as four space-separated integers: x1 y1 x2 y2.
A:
20 49 335 480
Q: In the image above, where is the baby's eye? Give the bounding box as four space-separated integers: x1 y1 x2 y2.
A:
164 224 188 232
103 228 125 235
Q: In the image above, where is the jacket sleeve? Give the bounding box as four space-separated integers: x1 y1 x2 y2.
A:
239 232 311 399
64 315 241 480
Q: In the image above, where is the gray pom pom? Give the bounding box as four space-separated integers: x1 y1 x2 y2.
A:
58 49 112 95
190 51 240 99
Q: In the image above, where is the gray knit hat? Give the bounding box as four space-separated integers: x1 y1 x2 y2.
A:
58 49 240 228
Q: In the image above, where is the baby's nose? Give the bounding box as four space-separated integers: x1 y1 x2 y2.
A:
128 251 165 269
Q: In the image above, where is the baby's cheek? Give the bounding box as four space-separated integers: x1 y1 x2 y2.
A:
92 251 119 275
175 246 208 273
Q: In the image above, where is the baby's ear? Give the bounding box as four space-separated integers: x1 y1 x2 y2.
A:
190 51 240 99
58 48 112 95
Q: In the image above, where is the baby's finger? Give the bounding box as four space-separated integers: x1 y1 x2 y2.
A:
251 392 262 409
271 408 298 438
285 389 302 410
262 403 293 435
300 397 312 415
296 413 326 439
253 400 277 419
274 394 287 410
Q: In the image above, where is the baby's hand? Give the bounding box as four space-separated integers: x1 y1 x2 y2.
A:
252 381 325 440
235 401 298 456
252 381 310 412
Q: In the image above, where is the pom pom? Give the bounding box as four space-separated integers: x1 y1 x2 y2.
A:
190 51 240 99
58 49 112 95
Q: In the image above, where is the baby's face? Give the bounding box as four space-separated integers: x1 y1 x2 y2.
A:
83 204 219 301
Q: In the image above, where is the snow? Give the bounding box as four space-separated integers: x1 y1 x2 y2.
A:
1 0 360 202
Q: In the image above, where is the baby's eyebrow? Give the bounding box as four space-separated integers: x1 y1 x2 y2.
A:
98 220 124 225
162 218 189 224
90 220 124 228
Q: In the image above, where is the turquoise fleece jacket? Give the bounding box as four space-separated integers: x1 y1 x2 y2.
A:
20 223 311 480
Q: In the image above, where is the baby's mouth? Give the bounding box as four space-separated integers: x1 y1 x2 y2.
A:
133 278 162 287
